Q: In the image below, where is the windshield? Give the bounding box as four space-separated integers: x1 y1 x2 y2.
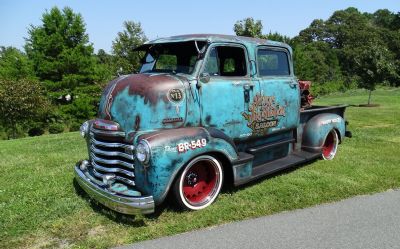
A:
139 41 206 75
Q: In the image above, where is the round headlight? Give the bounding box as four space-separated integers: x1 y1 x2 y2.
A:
80 121 89 138
136 140 151 164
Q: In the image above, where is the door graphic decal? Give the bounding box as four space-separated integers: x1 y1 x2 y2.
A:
241 94 286 134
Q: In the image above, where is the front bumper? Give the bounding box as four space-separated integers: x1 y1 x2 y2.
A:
74 165 155 215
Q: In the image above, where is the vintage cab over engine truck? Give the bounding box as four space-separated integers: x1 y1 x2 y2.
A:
75 34 351 214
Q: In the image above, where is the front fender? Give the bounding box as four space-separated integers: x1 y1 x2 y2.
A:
134 127 238 204
302 113 345 153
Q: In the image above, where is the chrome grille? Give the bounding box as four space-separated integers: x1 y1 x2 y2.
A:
89 127 136 187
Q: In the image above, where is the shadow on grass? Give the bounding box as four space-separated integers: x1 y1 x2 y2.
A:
73 179 156 226
72 158 320 223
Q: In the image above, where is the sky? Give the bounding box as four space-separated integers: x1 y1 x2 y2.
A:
1 0 399 53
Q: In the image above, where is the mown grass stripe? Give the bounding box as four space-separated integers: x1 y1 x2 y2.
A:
1 88 399 248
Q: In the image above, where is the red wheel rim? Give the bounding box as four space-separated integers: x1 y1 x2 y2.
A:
182 160 219 206
322 130 337 159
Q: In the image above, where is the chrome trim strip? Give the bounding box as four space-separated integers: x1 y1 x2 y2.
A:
92 168 135 186
91 137 134 150
90 153 134 169
84 169 106 187
92 160 135 177
75 165 154 215
90 145 134 160
90 127 125 137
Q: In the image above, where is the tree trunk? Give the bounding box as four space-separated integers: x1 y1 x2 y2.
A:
368 89 372 105
12 124 16 139
10 120 16 139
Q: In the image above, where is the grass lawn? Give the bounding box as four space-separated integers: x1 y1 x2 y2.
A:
1 88 399 249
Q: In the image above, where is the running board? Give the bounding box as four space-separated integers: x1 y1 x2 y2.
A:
234 150 320 186
246 138 295 154
252 150 320 180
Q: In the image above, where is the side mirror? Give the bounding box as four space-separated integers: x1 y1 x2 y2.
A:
199 72 210 83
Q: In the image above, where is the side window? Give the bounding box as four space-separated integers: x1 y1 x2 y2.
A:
204 46 247 77
257 49 290 76
223 58 235 73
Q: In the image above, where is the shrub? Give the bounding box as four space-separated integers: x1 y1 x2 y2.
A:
48 123 65 134
28 127 45 137
69 122 81 132
311 80 353 96
0 78 48 139
0 125 8 140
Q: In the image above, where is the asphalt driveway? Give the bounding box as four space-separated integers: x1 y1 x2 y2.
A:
116 189 400 249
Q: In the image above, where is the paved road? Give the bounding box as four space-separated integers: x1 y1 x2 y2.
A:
116 190 400 249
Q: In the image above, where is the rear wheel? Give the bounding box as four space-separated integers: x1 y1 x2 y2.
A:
322 129 339 160
173 155 223 210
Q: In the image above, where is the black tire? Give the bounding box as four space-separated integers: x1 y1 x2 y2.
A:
172 155 223 210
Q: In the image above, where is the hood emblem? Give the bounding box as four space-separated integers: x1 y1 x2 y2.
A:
167 88 184 104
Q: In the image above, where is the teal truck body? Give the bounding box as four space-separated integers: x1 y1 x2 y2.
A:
74 34 351 214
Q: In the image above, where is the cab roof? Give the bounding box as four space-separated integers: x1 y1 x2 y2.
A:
144 34 291 50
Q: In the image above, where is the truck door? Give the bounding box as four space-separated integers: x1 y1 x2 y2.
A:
198 44 254 140
246 46 300 135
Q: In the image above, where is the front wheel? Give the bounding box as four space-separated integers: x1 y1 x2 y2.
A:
173 155 223 211
322 129 339 160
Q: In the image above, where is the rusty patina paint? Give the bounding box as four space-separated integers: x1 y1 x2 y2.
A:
76 34 350 214
93 119 120 131
301 112 346 153
98 73 189 135
134 127 238 203
101 74 181 108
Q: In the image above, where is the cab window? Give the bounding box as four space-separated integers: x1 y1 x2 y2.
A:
139 41 205 74
257 49 290 76
156 54 177 70
204 46 247 76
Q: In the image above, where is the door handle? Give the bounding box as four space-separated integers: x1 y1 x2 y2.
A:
243 84 253 103
289 81 299 88
243 83 254 90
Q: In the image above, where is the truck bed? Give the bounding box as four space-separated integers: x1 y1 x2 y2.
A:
300 105 348 123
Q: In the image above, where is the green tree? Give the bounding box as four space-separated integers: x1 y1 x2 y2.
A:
295 19 328 44
351 42 398 104
0 78 48 139
293 43 331 82
93 49 115 83
393 12 400 30
372 9 398 30
25 6 96 91
293 42 343 95
294 7 400 98
112 21 147 75
327 8 400 97
264 31 292 45
0 46 35 80
24 7 107 125
234 18 263 38
372 10 400 87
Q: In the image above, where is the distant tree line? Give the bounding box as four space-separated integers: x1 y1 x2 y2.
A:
234 8 400 101
0 7 146 139
0 6 399 139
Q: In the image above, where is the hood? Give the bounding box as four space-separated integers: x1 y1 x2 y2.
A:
98 73 188 134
